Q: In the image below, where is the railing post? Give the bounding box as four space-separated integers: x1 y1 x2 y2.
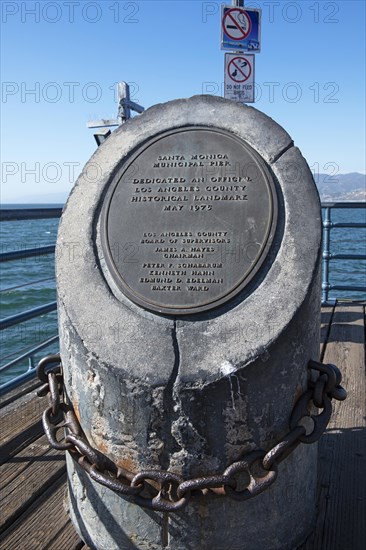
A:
28 357 34 371
322 206 332 304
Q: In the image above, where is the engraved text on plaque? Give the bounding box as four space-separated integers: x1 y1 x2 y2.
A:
101 127 278 314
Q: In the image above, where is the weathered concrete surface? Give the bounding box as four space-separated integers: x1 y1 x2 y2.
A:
57 95 322 549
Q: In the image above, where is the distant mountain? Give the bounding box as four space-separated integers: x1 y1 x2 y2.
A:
315 172 365 201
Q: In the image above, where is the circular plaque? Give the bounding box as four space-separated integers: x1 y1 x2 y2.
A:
101 126 277 315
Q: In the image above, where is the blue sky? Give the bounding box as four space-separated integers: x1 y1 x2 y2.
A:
1 0 365 202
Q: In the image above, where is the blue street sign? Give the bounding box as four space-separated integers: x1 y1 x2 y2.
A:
221 5 261 53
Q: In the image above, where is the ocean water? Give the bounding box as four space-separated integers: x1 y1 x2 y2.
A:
324 208 366 300
1 206 61 385
0 204 365 385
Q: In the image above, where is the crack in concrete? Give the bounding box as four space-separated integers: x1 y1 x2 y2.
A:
270 140 294 164
159 320 182 469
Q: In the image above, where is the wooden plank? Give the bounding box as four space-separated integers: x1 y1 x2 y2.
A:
301 303 366 550
0 434 51 490
320 305 335 358
324 303 365 428
0 391 45 441
0 377 42 410
0 381 89 549
0 444 66 533
0 474 82 550
0 394 46 462
0 304 363 549
45 524 85 550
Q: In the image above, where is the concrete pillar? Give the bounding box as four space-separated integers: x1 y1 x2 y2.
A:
57 95 322 550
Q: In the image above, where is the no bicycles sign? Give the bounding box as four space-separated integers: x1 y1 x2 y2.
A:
221 5 261 53
224 53 255 104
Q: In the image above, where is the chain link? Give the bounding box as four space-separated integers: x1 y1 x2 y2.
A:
37 354 347 513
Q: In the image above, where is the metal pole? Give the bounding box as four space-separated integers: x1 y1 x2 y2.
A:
118 82 131 123
322 206 332 304
233 0 245 60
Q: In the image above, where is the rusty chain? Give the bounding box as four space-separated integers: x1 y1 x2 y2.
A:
37 354 346 513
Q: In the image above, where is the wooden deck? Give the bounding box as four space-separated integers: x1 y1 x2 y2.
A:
1 302 365 550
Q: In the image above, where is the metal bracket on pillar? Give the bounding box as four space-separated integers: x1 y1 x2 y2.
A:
93 128 112 147
117 82 145 124
87 81 145 146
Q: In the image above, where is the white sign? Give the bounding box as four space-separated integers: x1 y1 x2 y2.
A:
224 53 255 103
221 6 261 52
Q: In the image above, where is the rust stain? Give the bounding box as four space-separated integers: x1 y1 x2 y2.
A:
72 396 81 423
92 432 109 455
115 456 137 475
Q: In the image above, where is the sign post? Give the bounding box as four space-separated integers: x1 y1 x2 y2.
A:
222 0 261 104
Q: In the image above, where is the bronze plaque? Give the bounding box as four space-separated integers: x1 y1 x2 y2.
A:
101 127 277 315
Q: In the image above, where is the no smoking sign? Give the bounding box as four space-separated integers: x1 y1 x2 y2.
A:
224 53 255 104
223 7 251 40
221 5 261 52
